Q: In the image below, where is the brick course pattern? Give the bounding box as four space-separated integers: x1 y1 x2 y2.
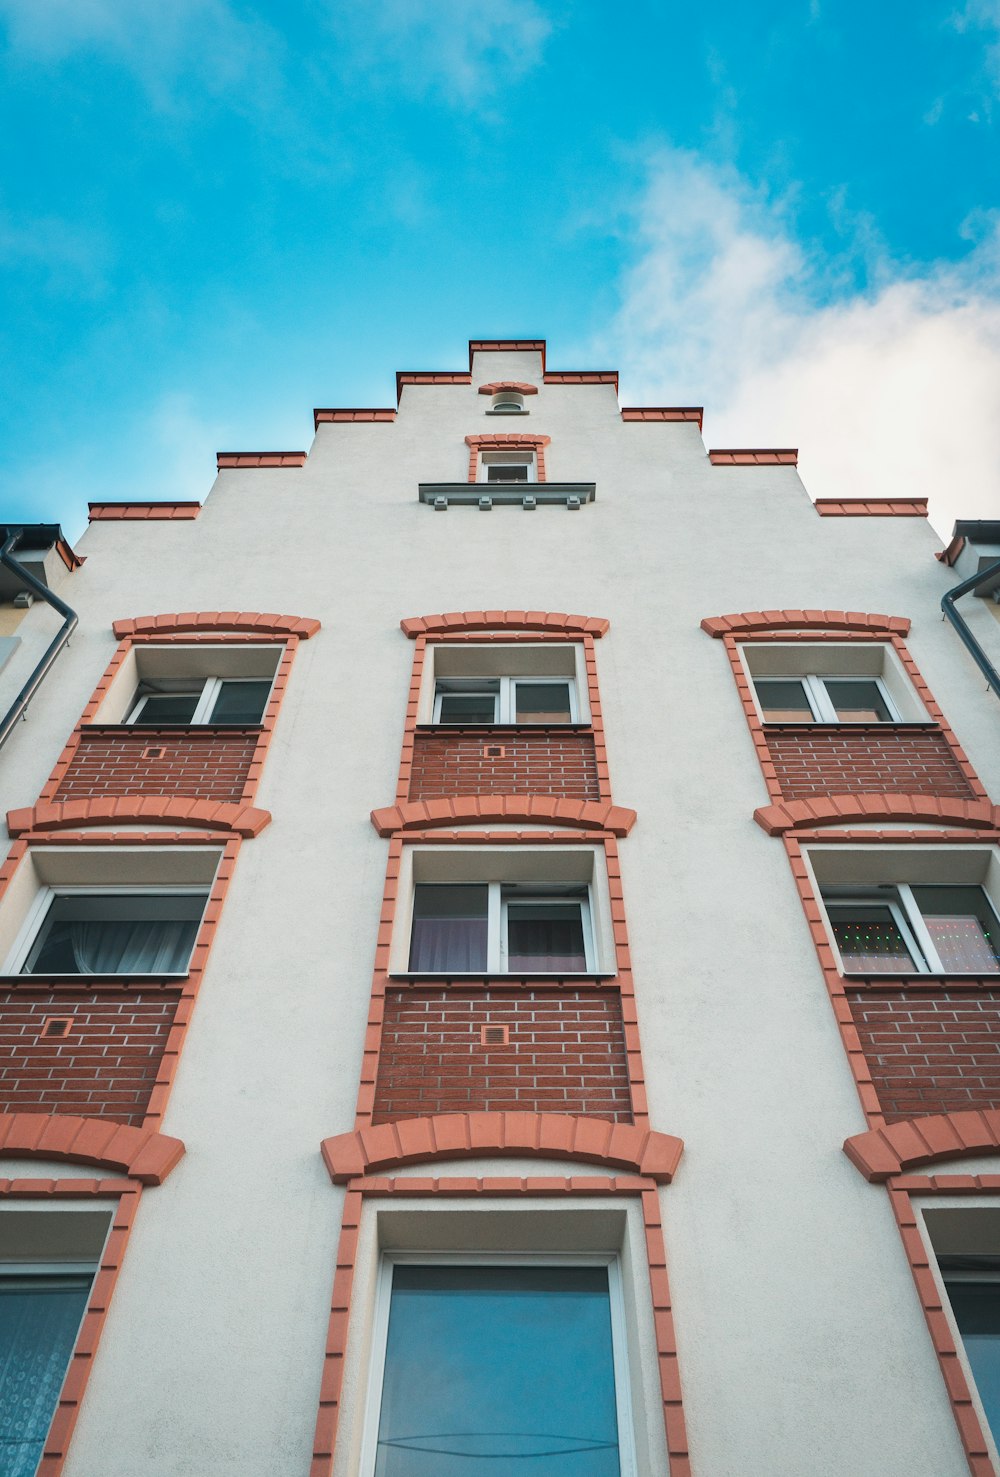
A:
408 727 600 801
764 725 977 800
849 988 1000 1121
0 991 178 1124
55 727 259 804
372 988 632 1123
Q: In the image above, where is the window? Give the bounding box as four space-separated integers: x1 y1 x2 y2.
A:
478 450 536 484
821 884 1000 975
418 644 588 726
408 883 593 974
18 890 207 975
491 390 525 413
922 1206 1000 1461
433 677 576 725
739 643 927 724
753 675 897 724
126 676 272 726
363 1255 633 1476
0 1208 109 1477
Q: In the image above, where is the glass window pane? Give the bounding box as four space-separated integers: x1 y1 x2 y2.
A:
911 886 1000 974
208 680 271 725
24 894 205 976
515 683 573 724
754 679 815 723
825 902 918 973
0 1274 93 1477
438 693 499 725
824 680 892 723
375 1264 620 1476
409 886 489 972
506 902 587 973
486 463 529 482
942 1278 1000 1444
131 691 201 725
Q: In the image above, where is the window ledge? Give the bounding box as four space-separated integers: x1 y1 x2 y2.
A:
485 409 530 416
762 721 939 732
418 482 596 509
389 972 618 983
0 973 190 986
414 723 595 734
842 973 1000 986
81 723 265 734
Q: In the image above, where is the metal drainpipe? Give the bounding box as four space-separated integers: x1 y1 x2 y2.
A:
941 553 1000 702
0 529 79 754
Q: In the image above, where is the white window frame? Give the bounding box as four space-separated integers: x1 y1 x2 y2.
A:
125 675 272 726
432 676 578 725
477 450 537 484
754 672 901 724
821 882 1000 975
358 1251 638 1477
4 884 209 977
408 880 596 976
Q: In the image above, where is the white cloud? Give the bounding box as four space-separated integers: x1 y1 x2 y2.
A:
601 149 1000 537
326 0 552 105
0 207 111 293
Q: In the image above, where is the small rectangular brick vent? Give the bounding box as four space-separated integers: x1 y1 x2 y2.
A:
765 726 977 801
849 988 1000 1121
372 987 631 1123
142 746 167 760
0 990 179 1124
410 728 600 801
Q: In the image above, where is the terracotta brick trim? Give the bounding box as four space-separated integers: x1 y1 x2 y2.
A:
313 408 396 427
937 535 965 567
815 498 928 517
215 452 306 469
470 339 546 368
111 612 321 640
708 448 798 465
397 373 473 399
754 794 1000 836
7 796 271 838
543 371 619 389
321 1112 683 1183
0 1112 183 1183
621 407 704 428
478 381 538 396
464 432 552 483
371 796 636 837
401 610 609 638
844 1110 1000 1181
88 503 201 521
701 609 911 638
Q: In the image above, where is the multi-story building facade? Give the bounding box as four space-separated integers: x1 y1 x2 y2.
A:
1 339 1000 1476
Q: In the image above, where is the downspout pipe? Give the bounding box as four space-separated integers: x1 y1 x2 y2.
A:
941 553 1000 702
0 529 79 754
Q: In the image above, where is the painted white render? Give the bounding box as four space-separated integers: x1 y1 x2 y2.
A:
1 345 996 1475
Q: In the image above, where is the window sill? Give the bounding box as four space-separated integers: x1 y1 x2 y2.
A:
414 723 594 734
841 973 1000 986
418 482 596 509
81 723 265 734
0 973 190 985
485 409 530 416
389 972 618 982
761 721 939 732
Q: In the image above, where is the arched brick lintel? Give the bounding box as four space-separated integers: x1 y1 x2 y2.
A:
400 611 609 638
477 382 539 396
701 610 911 639
7 796 271 838
754 793 1000 836
371 796 636 837
844 1110 1000 1182
321 1113 683 1183
0 1112 184 1184
111 612 321 640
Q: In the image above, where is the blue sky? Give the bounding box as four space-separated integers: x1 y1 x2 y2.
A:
2 0 999 539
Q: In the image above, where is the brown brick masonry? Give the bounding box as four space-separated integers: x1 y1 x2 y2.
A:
764 725 978 801
54 726 260 805
408 727 601 802
372 988 631 1124
848 989 1000 1123
0 990 178 1125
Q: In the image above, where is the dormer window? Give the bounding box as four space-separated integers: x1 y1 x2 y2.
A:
491 390 525 414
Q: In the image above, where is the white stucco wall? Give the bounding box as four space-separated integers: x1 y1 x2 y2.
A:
0 347 994 1474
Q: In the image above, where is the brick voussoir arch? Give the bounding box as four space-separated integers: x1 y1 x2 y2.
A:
371 796 636 837
477 381 539 396
111 612 321 640
844 1110 1000 1182
701 609 911 638
401 610 609 638
0 1112 184 1183
7 796 272 838
321 1112 683 1183
754 793 1000 836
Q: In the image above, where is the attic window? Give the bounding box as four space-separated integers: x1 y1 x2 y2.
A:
491 391 525 414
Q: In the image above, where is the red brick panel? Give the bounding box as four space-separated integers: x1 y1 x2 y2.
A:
408 728 600 802
54 727 259 804
372 988 632 1124
0 991 179 1125
849 989 1000 1122
765 726 978 801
